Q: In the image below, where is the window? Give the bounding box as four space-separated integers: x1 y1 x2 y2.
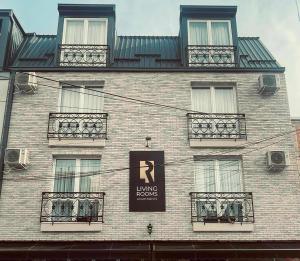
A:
187 20 234 67
194 158 243 222
63 18 107 45
188 20 232 46
60 85 104 112
60 18 108 67
52 158 101 221
191 86 236 113
194 158 242 192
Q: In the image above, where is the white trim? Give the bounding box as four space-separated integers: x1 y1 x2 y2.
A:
62 18 108 45
41 222 102 232
192 222 254 232
48 139 105 147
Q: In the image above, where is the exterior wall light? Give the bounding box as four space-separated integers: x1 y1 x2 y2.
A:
145 136 151 148
147 223 153 235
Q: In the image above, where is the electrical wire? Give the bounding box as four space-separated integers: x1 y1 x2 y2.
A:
2 127 299 182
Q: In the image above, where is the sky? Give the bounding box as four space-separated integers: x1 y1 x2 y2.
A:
1 0 300 116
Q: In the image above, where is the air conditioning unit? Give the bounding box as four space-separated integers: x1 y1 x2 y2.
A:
14 72 37 94
266 151 286 172
258 74 279 95
4 148 29 169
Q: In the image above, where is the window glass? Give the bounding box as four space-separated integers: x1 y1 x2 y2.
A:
194 159 241 192
60 86 81 112
83 87 104 112
211 21 230 45
64 20 84 44
80 159 101 192
214 88 236 113
87 20 107 45
189 21 208 45
191 88 212 113
54 159 76 192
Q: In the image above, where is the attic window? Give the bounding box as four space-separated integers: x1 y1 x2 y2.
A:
63 18 107 45
188 20 232 45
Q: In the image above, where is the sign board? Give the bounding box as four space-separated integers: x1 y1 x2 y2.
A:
129 151 165 212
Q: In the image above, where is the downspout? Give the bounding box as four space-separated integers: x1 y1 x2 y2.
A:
0 72 15 195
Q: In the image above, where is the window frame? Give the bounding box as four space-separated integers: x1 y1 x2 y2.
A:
194 158 243 192
187 19 233 46
62 17 108 45
52 156 101 193
58 84 104 113
191 85 237 113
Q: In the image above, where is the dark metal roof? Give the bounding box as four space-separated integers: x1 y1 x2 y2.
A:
10 34 283 71
12 34 56 68
113 36 181 68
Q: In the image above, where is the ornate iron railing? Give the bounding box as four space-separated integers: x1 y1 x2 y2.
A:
58 44 109 67
187 113 246 140
187 45 237 67
40 192 105 223
47 113 108 139
190 192 254 224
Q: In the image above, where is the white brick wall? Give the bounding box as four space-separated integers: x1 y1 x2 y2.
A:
1 71 299 241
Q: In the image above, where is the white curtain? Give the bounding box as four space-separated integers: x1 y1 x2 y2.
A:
87 21 107 45
215 88 236 113
64 20 84 44
189 22 208 45
80 159 101 192
192 88 212 113
194 160 215 192
54 159 76 192
211 22 230 45
219 160 241 192
60 87 81 112
83 87 104 112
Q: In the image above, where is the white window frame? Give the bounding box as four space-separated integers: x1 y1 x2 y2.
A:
58 85 104 113
194 158 243 192
191 85 237 113
52 156 101 193
62 18 108 45
187 20 233 46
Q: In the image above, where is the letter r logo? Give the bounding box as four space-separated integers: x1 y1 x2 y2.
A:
140 160 155 184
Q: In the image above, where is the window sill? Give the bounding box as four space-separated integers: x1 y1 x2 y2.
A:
41 222 102 232
189 139 246 148
48 139 106 147
192 222 254 232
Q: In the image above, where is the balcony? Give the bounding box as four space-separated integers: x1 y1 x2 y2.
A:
58 44 109 67
187 113 246 147
47 113 108 147
40 192 105 232
190 192 254 232
187 45 237 67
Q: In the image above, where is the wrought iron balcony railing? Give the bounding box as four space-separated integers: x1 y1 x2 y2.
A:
190 192 254 224
187 113 246 140
58 44 109 67
187 45 237 67
40 192 105 223
47 113 108 140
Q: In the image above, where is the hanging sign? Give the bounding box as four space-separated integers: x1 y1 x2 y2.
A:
129 151 165 212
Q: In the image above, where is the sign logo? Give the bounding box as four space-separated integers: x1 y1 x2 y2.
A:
129 151 165 212
140 160 154 184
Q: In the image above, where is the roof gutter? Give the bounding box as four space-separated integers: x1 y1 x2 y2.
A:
7 67 286 73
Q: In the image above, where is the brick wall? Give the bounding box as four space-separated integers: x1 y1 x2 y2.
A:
0 71 299 241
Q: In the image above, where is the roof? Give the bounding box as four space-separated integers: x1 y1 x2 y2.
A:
10 34 283 71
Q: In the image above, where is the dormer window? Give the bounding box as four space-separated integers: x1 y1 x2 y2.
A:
63 18 107 45
188 20 232 46
59 18 109 67
187 20 235 67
